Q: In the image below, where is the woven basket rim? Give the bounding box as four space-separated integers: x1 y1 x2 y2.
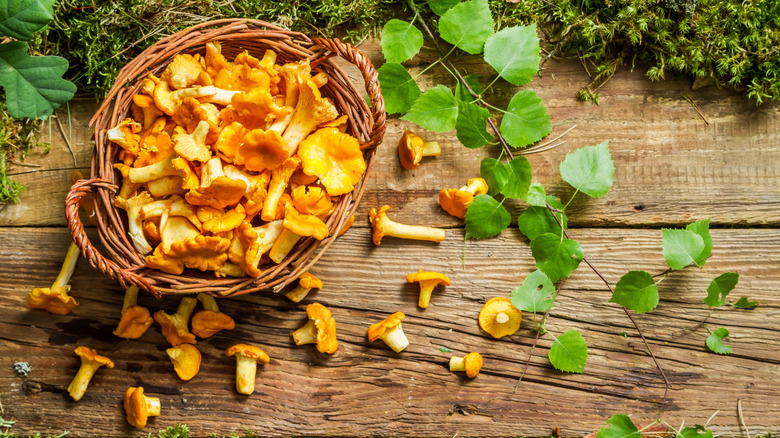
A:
66 19 386 298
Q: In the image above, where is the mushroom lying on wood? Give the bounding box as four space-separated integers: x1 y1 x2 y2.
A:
124 386 161 429
154 297 198 346
398 130 440 170
369 205 446 245
291 302 338 354
225 344 270 395
284 271 323 303
166 343 202 381
113 285 153 339
367 312 409 353
478 297 522 339
191 293 235 338
406 270 451 308
449 352 483 378
439 177 489 219
27 242 81 315
67 347 114 401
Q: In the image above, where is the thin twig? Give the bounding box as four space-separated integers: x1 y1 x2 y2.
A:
520 140 565 155
738 399 750 438
684 95 710 125
9 161 40 168
54 113 77 166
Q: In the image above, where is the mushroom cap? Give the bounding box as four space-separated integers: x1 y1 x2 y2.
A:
283 205 329 240
185 177 247 210
291 185 332 217
222 83 289 130
134 130 173 168
478 297 522 339
172 121 211 162
306 302 338 354
214 121 248 165
405 270 451 287
238 128 289 172
27 286 79 315
298 272 323 290
154 309 197 346
368 205 391 245
367 312 405 342
439 188 474 219
298 127 366 196
166 344 202 381
74 346 115 368
114 305 153 339
463 352 484 378
153 81 177 116
398 130 425 170
225 344 270 363
161 53 204 89
191 310 235 338
124 386 159 429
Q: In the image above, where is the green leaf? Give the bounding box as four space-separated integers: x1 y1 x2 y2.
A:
380 19 424 63
510 269 555 312
0 0 54 41
518 205 567 240
456 101 493 148
662 228 705 270
428 0 460 15
733 296 759 309
596 414 641 438
559 141 615 198
464 194 511 239
484 25 540 86
610 271 659 313
706 327 733 354
549 330 587 373
530 233 583 283
479 156 532 198
686 219 712 265
703 272 739 307
525 182 547 207
0 41 76 119
402 84 458 132
676 425 714 438
438 0 494 54
439 347 453 353
455 74 482 102
480 157 508 197
500 90 551 148
377 63 421 114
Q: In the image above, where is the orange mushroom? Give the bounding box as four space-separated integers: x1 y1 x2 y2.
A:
191 293 235 338
291 185 332 217
173 120 211 163
369 205 446 245
221 83 289 130
283 204 329 240
166 343 202 381
439 177 489 219
107 118 142 155
67 347 114 401
478 297 522 339
238 128 288 172
260 155 300 221
124 387 161 429
185 157 247 209
291 302 338 354
284 271 323 303
161 53 205 89
367 312 408 353
27 242 80 315
398 130 441 170
132 94 164 132
230 220 285 276
281 79 339 153
154 296 198 346
153 81 178 116
298 127 366 196
113 285 153 339
225 344 270 395
214 122 248 165
406 270 451 308
449 352 483 378
146 233 231 275
223 165 271 216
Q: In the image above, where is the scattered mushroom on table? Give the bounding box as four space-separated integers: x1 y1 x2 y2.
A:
291 302 338 354
67 347 114 401
439 177 489 219
166 343 202 381
398 130 441 170
369 205 446 245
124 386 161 429
367 312 409 353
449 352 483 378
191 293 235 338
478 297 522 339
225 344 271 395
154 296 198 346
285 271 323 303
406 270 451 308
113 285 153 339
26 241 81 315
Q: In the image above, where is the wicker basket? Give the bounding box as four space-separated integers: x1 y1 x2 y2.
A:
65 19 386 299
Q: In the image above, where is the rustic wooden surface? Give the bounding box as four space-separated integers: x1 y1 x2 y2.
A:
1 40 779 437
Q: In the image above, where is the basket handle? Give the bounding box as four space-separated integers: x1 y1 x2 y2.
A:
312 37 386 150
65 178 159 297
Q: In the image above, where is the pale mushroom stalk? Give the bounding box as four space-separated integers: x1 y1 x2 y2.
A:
268 229 302 264
127 156 181 183
379 326 409 353
449 356 469 371
449 352 483 378
121 285 140 314
421 141 440 156
27 242 80 315
369 206 445 245
114 191 155 254
67 347 114 401
198 292 220 313
291 319 318 345
235 355 260 393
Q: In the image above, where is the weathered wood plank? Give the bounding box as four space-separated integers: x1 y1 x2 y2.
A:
1 227 777 436
2 42 779 228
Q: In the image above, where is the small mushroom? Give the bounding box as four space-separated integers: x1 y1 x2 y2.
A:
166 343 202 381
284 272 323 303
291 302 338 354
185 157 247 209
124 386 161 429
67 347 114 401
113 285 153 339
406 270 451 308
154 297 198 346
369 205 446 245
27 242 81 315
191 293 235 338
367 312 409 353
398 130 441 170
478 297 522 339
449 352 483 378
439 177 489 219
225 344 270 395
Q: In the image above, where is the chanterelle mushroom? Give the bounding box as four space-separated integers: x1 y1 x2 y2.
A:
27 242 80 315
225 344 270 395
191 293 235 338
449 352 483 378
124 386 161 429
291 302 338 354
478 297 522 339
166 343 202 381
367 312 409 353
67 347 114 401
369 205 445 245
406 270 451 308
113 285 153 339
154 296 198 346
284 271 323 303
398 130 440 170
439 177 489 219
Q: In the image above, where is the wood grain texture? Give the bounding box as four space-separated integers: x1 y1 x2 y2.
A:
1 227 777 437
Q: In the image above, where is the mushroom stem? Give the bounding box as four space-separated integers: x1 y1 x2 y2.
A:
269 229 302 264
495 312 509 324
121 285 140 314
383 219 445 243
145 396 162 417
68 361 100 401
196 292 220 312
380 326 409 353
421 141 441 156
176 297 198 322
285 285 312 303
449 356 467 372
291 319 317 345
418 284 436 308
52 242 81 291
235 355 259 395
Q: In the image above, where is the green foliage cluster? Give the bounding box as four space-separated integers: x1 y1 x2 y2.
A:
596 413 715 438
0 97 49 204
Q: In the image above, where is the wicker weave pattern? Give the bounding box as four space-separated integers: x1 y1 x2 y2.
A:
65 19 386 298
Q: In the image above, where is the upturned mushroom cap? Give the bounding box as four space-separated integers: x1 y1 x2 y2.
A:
291 302 338 354
478 297 522 339
225 344 271 363
114 306 153 339
153 297 197 346
406 270 451 308
124 386 161 429
297 127 366 196
191 293 235 338
239 128 289 172
166 344 202 381
449 352 483 378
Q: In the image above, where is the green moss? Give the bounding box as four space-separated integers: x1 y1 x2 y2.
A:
0 97 49 204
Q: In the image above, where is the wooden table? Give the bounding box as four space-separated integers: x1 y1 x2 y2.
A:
1 41 778 437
